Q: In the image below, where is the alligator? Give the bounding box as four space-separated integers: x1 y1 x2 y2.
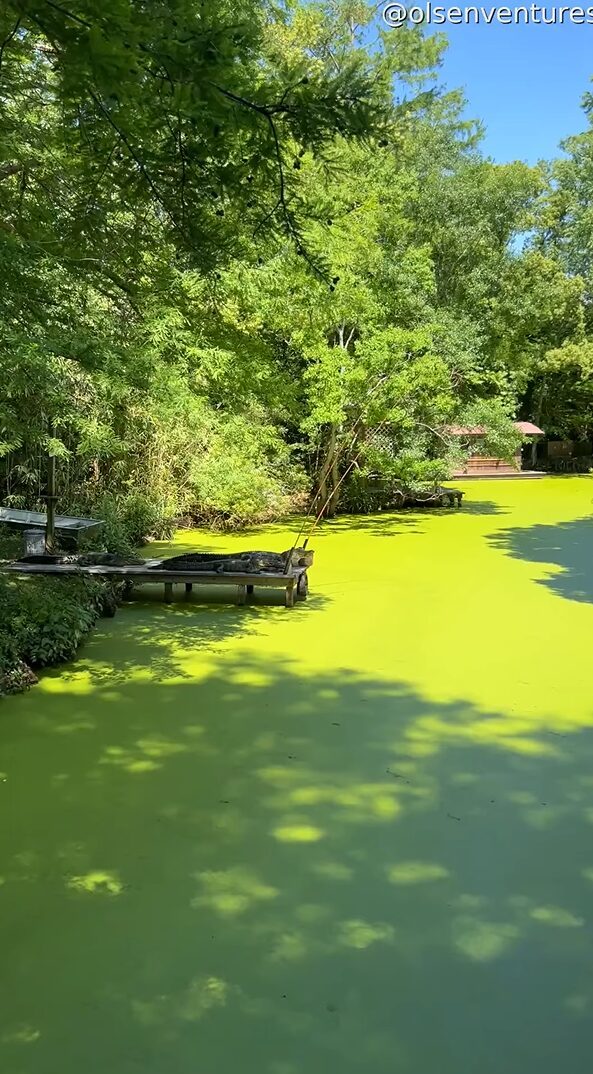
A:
155 547 314 574
406 487 463 509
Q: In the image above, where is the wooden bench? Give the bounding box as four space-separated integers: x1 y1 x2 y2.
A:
0 561 309 607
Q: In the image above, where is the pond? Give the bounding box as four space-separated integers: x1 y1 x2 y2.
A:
2 477 593 1073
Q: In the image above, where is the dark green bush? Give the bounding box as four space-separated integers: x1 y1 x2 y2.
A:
74 491 176 554
0 574 121 696
0 530 22 560
188 414 307 528
117 492 176 544
341 472 394 513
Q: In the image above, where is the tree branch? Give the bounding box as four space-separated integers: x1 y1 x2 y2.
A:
43 0 91 29
416 422 453 446
87 88 181 238
0 15 21 76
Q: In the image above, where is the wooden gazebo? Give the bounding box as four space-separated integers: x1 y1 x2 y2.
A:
447 421 544 478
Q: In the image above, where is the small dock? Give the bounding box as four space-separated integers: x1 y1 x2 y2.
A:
451 470 544 480
0 560 309 607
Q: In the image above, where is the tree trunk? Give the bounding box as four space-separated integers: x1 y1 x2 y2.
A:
315 424 338 517
318 470 328 512
314 333 350 517
531 381 546 467
327 429 340 516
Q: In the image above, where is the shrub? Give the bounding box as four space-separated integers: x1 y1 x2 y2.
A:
189 414 307 528
0 575 122 696
75 491 176 555
0 531 22 560
343 455 452 513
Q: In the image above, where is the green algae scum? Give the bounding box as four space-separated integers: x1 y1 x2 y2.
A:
3 476 593 1073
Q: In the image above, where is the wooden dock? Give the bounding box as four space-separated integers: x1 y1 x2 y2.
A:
0 560 309 607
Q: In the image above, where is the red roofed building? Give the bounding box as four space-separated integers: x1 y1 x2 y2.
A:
447 421 545 478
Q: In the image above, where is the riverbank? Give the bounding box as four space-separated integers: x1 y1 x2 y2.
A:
0 572 123 696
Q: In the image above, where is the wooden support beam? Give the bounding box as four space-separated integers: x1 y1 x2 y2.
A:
45 452 56 554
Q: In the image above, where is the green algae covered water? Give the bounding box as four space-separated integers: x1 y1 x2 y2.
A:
2 477 593 1073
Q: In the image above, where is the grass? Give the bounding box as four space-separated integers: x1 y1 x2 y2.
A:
2 477 593 1073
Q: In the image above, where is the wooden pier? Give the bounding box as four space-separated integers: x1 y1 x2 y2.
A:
0 560 309 607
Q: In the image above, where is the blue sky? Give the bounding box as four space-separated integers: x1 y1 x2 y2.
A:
431 22 592 162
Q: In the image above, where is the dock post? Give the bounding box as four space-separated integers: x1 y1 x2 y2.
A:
45 447 57 554
237 585 247 605
184 582 193 597
164 582 173 603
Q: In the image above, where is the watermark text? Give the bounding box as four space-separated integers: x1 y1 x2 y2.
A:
382 2 593 26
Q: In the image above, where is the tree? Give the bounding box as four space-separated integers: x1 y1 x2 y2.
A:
0 0 388 525
516 92 593 441
213 15 547 511
1 0 386 281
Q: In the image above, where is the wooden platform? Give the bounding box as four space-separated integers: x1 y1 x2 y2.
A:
451 470 545 480
0 561 309 608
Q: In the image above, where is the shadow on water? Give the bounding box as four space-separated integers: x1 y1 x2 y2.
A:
2 639 593 1072
73 591 329 686
321 514 424 537
323 501 506 537
491 515 593 604
461 499 509 516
